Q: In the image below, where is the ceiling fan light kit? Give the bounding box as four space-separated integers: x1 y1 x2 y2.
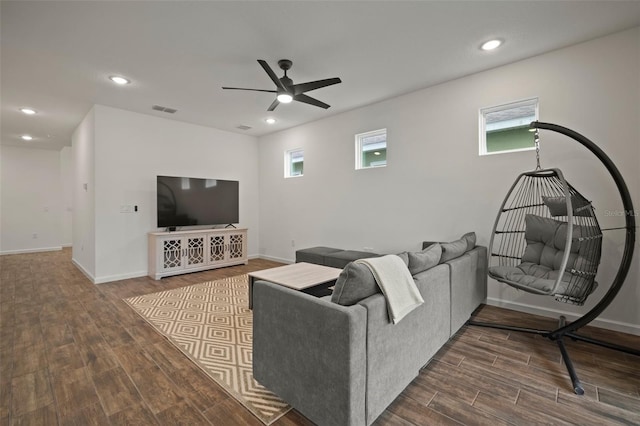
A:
222 59 342 111
277 93 293 103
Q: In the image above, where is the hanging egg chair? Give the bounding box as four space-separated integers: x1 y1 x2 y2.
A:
469 121 638 395
489 167 602 305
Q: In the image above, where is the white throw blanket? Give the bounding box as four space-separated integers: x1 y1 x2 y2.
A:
356 255 424 324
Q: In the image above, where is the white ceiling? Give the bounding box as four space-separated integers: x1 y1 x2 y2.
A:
2 1 639 151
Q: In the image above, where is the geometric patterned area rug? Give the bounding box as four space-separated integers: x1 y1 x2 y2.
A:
123 274 291 425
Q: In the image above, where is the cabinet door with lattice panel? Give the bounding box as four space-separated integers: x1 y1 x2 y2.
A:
160 236 184 271
185 235 206 267
228 233 245 260
208 234 226 263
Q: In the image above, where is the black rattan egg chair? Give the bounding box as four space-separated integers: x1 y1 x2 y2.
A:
468 121 638 395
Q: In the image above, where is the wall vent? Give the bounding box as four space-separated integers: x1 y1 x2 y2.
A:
236 125 252 130
152 105 177 114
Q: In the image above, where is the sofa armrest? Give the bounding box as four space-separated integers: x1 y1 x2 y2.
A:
252 280 368 426
446 246 488 335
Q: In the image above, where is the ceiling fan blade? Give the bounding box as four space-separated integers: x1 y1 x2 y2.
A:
292 78 342 95
294 94 330 109
267 99 280 111
221 87 276 93
258 60 286 91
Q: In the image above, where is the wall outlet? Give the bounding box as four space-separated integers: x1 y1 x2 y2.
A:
363 247 374 252
291 240 295 247
32 233 38 239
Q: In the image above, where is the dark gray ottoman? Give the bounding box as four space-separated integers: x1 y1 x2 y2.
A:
324 250 380 269
295 246 342 265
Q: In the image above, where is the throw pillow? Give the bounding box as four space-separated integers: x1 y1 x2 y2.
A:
462 231 476 251
396 251 409 266
440 232 475 263
331 262 380 306
542 195 591 217
407 243 442 275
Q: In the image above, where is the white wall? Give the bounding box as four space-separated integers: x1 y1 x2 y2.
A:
72 107 96 277
0 145 63 253
60 146 73 246
258 28 640 334
73 105 260 283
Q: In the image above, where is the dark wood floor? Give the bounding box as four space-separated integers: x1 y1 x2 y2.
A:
1 248 639 425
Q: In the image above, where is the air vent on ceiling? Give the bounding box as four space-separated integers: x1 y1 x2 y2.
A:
236 125 252 131
152 105 177 114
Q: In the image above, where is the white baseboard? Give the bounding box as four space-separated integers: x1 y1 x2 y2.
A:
71 258 147 284
94 271 148 284
256 254 294 264
1 246 62 255
486 297 640 336
72 257 96 283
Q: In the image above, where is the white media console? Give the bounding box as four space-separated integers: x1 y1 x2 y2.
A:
148 228 248 279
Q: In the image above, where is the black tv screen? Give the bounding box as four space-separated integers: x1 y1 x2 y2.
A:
157 175 239 228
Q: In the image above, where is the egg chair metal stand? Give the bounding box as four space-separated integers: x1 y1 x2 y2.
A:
468 121 638 395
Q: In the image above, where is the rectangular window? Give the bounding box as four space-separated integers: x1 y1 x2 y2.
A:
356 129 387 170
479 98 538 155
284 148 304 178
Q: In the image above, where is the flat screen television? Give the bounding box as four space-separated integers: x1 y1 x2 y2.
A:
157 175 239 228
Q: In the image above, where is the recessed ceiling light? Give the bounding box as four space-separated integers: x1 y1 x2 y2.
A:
109 75 130 85
277 93 293 103
21 135 33 141
481 39 503 51
373 151 381 156
265 118 277 124
20 108 37 115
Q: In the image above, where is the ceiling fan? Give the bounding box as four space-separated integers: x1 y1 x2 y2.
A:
222 59 341 111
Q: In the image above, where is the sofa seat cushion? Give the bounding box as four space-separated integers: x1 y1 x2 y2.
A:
325 250 380 269
295 246 342 265
331 262 380 306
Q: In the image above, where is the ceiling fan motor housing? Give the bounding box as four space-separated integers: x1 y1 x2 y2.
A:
278 59 293 71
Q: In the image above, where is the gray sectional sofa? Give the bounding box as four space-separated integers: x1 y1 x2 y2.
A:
295 246 381 269
252 236 487 426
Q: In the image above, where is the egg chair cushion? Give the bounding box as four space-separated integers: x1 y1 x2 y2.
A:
489 215 600 297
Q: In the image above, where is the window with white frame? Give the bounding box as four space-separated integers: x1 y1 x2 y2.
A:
284 148 304 178
355 129 387 170
479 98 538 156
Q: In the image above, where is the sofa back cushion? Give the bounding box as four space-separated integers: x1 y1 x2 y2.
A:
440 232 476 263
407 243 442 275
331 262 380 306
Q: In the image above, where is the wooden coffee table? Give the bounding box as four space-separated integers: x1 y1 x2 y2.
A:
248 262 342 309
